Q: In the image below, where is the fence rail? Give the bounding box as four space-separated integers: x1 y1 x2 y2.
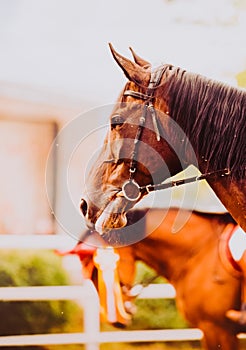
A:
0 283 204 349
0 235 245 348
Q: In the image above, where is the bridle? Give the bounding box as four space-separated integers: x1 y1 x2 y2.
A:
112 65 231 202
119 65 167 201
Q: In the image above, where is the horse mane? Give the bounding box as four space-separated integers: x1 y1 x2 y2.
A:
163 67 246 180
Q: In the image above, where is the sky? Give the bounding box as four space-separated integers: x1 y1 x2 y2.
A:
0 0 245 107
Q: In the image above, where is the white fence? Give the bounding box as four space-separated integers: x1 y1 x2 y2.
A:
0 283 99 350
0 235 245 349
0 283 204 349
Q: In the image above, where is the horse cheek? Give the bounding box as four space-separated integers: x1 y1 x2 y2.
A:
106 163 128 189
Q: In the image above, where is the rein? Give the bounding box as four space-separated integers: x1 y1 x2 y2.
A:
140 168 231 194
119 167 230 202
117 66 231 202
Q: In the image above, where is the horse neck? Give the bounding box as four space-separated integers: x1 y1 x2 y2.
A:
161 69 246 179
134 209 223 285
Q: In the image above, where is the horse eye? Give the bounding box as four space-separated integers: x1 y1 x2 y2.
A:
111 115 124 129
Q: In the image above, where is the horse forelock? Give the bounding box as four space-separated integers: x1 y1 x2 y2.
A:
163 68 246 180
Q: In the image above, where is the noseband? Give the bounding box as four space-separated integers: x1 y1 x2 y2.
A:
117 65 230 202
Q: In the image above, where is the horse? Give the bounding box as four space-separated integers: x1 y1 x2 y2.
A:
80 44 245 321
68 207 245 350
80 44 245 235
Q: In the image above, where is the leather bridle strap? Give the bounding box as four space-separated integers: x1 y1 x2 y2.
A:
119 167 231 201
121 66 167 201
124 90 150 100
141 168 231 194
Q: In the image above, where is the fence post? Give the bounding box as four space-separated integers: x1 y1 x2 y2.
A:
82 280 100 350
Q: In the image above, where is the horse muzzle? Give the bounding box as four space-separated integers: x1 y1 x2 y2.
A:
95 198 128 235
80 197 128 235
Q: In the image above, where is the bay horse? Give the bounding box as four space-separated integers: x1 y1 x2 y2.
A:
70 208 245 350
80 44 245 234
80 44 245 320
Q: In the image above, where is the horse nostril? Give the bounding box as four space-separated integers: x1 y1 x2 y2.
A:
80 199 88 217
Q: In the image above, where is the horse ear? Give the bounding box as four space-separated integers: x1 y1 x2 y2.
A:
129 47 151 69
108 43 150 86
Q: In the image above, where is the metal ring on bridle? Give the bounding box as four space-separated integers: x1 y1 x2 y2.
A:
121 179 142 201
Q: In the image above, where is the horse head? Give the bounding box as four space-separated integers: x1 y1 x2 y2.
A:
80 44 184 235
